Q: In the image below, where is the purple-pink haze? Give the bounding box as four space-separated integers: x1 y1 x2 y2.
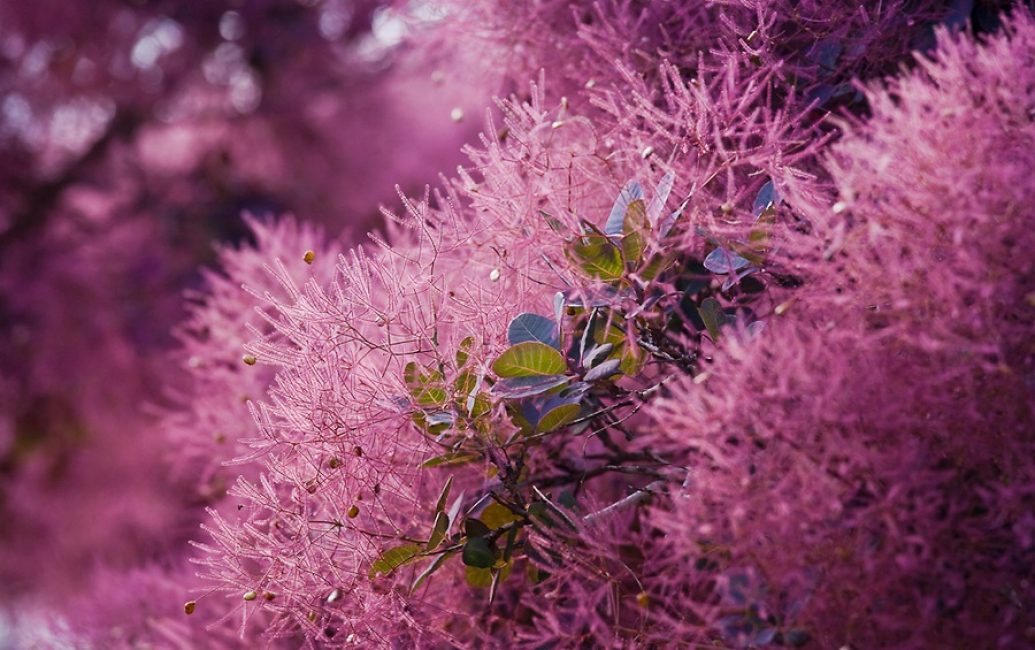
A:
1 1 1032 648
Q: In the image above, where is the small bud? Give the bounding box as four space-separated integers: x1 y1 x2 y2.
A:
636 591 650 607
489 268 501 282
307 611 317 622
242 354 257 366
353 445 363 457
184 600 197 615
450 107 464 122
303 249 316 264
263 592 276 601
347 505 360 519
328 457 343 469
243 590 257 601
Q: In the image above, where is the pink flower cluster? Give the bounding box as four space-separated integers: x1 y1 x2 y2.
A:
2 2 1033 649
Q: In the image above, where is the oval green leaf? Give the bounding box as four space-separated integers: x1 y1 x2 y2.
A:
491 341 567 378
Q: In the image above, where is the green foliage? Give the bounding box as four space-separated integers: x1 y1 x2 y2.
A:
370 543 423 579
492 341 568 378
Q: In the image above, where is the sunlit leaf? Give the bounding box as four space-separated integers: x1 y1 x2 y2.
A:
455 336 475 368
426 511 449 550
622 198 648 267
422 452 479 468
465 566 494 588
404 362 447 407
369 543 422 579
492 341 567 378
535 395 582 433
481 502 519 530
568 234 624 281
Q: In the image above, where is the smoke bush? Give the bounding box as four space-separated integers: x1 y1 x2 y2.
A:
4 1 1033 649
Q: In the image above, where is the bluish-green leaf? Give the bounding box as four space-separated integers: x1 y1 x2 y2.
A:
605 180 644 236
647 171 675 227
752 180 779 219
491 375 569 399
704 247 751 274
583 357 621 382
507 313 560 349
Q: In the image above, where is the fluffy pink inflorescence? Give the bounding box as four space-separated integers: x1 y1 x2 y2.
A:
48 2 1033 648
645 10 1035 648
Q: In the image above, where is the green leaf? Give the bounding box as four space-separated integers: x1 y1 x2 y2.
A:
369 543 422 579
455 336 475 368
568 234 624 282
465 562 512 589
426 511 449 550
465 566 494 588
434 476 453 515
621 198 648 267
699 298 724 341
404 362 447 407
422 452 479 468
465 518 492 539
454 370 478 401
411 551 455 592
640 252 675 282
462 537 496 569
481 502 519 530
491 341 567 378
536 401 582 434
539 209 571 238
